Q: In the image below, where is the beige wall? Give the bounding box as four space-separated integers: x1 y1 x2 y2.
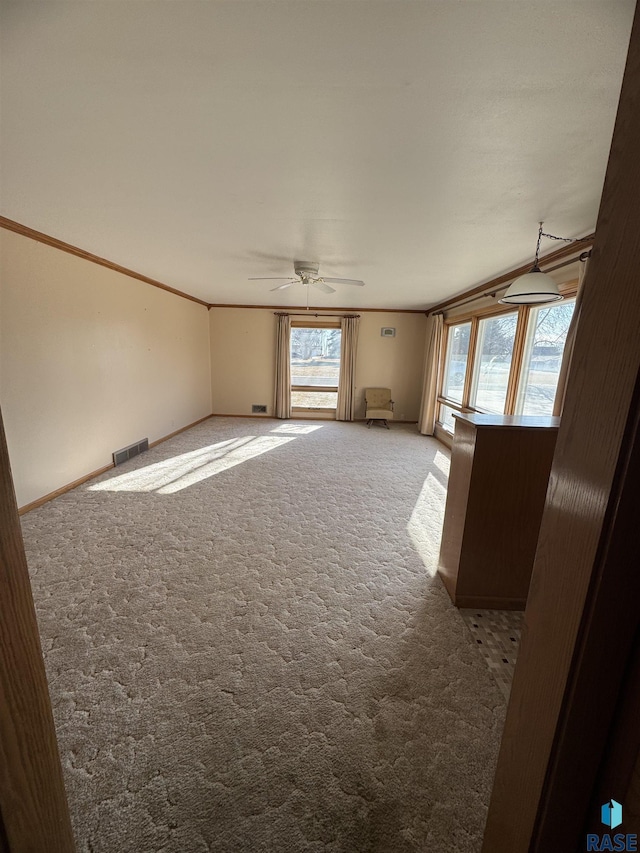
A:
209 307 426 421
210 307 276 416
355 312 426 420
0 230 212 508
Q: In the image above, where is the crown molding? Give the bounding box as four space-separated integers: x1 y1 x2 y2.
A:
0 216 209 308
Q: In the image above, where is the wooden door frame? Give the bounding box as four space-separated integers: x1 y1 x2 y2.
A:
482 2 640 849
0 408 75 851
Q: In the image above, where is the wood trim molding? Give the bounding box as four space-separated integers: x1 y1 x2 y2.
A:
210 413 277 419
462 317 479 406
0 216 209 308
0 406 76 851
207 303 427 314
18 463 116 515
356 418 418 424
0 216 585 318
445 300 524 326
211 412 419 424
427 238 594 315
147 414 212 448
291 319 342 328
505 307 529 415
18 414 213 515
443 281 580 326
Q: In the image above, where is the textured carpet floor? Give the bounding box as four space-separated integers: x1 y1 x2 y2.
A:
21 418 506 853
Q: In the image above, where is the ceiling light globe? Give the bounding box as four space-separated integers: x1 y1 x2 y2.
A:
499 269 564 305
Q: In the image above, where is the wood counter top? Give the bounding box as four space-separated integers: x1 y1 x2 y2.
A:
453 413 561 430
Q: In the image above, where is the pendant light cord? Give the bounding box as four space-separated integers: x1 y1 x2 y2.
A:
535 221 591 265
534 222 544 265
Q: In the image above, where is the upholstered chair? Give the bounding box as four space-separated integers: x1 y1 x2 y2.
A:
364 388 394 428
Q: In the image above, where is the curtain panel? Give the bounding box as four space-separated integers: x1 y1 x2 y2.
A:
336 315 360 421
274 313 291 419
418 313 444 435
552 257 589 417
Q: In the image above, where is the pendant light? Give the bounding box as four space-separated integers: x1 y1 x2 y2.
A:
500 223 565 305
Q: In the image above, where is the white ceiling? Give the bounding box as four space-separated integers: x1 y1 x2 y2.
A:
0 1 635 310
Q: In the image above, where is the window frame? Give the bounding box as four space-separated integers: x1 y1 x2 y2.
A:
290 320 342 413
436 279 578 435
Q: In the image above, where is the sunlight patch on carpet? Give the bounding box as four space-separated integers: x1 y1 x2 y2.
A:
88 435 296 494
433 448 450 476
406 471 447 576
270 424 324 435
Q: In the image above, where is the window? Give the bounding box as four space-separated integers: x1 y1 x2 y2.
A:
516 299 575 415
435 282 577 435
290 325 341 411
439 404 458 434
469 312 518 414
442 322 471 404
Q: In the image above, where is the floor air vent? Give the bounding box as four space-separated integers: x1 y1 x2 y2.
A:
252 405 267 413
113 438 149 467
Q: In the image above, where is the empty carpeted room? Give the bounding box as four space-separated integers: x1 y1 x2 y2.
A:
2 2 640 852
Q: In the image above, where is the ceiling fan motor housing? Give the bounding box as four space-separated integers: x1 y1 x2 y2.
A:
294 262 319 279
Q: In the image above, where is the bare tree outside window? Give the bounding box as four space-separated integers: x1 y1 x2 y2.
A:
469 313 518 413
516 300 576 415
290 327 342 409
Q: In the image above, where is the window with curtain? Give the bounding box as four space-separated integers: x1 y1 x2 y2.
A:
290 324 342 411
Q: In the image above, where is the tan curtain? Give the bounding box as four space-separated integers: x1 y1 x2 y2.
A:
552 257 589 417
274 313 291 419
418 313 444 435
336 315 360 421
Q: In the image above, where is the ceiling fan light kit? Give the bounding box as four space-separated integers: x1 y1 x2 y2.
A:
248 261 366 300
294 262 320 279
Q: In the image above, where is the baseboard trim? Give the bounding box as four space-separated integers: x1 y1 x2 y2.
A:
18 463 115 515
210 414 419 424
354 418 418 425
210 413 277 419
148 414 212 447
18 414 213 515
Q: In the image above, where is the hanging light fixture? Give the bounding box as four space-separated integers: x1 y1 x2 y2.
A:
500 222 582 305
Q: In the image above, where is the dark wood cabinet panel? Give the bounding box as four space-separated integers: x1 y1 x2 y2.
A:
438 414 559 610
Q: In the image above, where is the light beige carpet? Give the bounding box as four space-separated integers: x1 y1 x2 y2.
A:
21 418 505 853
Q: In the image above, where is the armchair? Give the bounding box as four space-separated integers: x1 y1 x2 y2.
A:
365 388 394 429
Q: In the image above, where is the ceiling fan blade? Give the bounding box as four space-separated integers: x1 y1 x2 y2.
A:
270 282 295 291
248 277 296 281
312 281 336 294
321 277 365 286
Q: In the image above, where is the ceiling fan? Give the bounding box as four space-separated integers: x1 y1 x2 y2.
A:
248 262 365 294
